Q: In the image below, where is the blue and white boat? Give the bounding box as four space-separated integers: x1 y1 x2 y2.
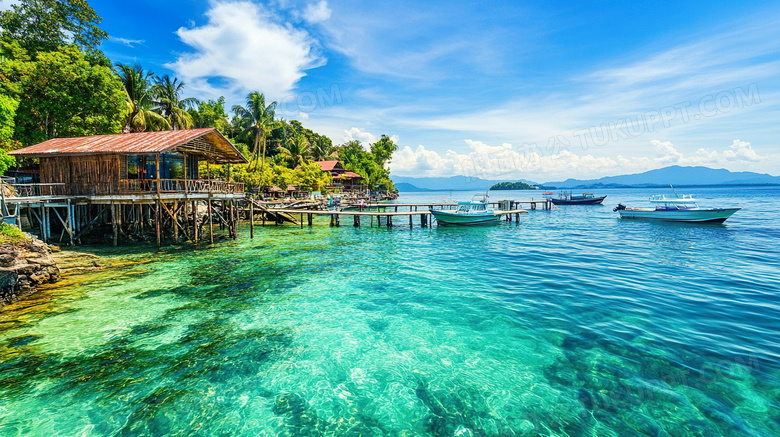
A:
614 193 741 223
430 198 502 226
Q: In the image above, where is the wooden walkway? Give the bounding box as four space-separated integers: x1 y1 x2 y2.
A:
247 199 529 230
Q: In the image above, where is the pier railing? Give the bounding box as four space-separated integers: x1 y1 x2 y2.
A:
8 183 66 197
119 179 245 194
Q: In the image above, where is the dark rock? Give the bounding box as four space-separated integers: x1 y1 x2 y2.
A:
0 235 60 308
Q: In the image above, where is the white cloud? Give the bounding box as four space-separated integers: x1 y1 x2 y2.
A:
343 127 376 148
111 37 145 48
391 138 780 181
303 1 331 23
166 1 325 103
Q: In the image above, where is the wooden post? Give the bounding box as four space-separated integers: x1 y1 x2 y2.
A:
229 201 236 239
354 215 359 227
335 214 340 227
112 203 119 247
307 213 313 226
387 215 392 227
156 201 161 248
250 200 254 238
409 214 413 228
301 213 304 229
330 214 334 227
208 199 214 244
193 201 199 245
173 201 179 243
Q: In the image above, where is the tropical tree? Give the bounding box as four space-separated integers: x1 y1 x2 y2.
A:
189 97 230 132
278 133 311 168
310 135 336 161
151 74 197 130
114 62 169 133
0 0 108 53
13 45 126 145
231 92 279 173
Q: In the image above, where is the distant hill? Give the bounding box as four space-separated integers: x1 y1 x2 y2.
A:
543 166 780 189
395 182 431 192
392 175 538 191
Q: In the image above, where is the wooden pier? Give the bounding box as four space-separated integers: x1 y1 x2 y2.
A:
248 199 530 230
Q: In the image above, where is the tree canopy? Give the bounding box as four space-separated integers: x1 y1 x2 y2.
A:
0 0 108 53
11 44 126 145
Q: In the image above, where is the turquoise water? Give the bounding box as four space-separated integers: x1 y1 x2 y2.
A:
1 187 779 436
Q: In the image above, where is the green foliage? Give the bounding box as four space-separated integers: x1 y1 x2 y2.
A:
0 40 33 98
0 149 15 174
489 181 537 190
0 0 108 53
151 74 196 130
15 45 126 145
114 62 169 133
188 97 230 132
370 134 398 166
232 92 279 170
0 94 19 148
336 136 398 191
0 222 28 244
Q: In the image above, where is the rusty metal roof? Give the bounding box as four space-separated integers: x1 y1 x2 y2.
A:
315 160 343 172
342 171 363 179
9 128 248 164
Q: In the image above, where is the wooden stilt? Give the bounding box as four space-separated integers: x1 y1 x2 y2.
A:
307 213 313 226
156 201 161 248
173 201 179 243
208 199 214 244
112 203 118 247
354 215 359 227
193 201 199 245
250 200 254 238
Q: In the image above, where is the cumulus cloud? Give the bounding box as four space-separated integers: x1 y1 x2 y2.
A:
167 1 325 103
391 138 779 180
343 127 376 147
303 1 331 23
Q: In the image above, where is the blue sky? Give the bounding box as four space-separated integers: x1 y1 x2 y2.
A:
19 0 780 180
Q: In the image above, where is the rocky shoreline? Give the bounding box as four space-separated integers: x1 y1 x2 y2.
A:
0 237 61 307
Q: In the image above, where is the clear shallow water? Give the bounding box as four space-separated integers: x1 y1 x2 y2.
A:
1 187 779 436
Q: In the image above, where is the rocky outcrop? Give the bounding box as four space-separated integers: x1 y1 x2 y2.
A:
0 237 61 307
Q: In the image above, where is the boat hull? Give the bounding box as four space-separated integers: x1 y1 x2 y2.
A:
551 195 607 205
430 210 502 226
617 207 741 223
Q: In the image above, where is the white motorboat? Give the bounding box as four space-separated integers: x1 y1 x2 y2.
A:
430 199 502 226
614 192 741 223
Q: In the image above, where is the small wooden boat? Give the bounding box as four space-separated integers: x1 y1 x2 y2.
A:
550 192 607 205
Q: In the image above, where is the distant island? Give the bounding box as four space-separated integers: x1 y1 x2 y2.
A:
489 181 537 190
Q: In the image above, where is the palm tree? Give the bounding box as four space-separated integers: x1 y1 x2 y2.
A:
311 137 336 161
231 92 279 172
151 74 198 130
114 63 170 133
278 133 311 167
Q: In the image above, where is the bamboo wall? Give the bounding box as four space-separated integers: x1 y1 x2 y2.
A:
40 155 121 195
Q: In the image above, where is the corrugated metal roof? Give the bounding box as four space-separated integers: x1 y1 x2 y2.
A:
9 128 248 164
342 171 363 179
315 160 342 171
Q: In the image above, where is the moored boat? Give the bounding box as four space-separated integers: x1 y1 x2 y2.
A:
614 193 741 223
429 199 501 226
550 192 607 205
